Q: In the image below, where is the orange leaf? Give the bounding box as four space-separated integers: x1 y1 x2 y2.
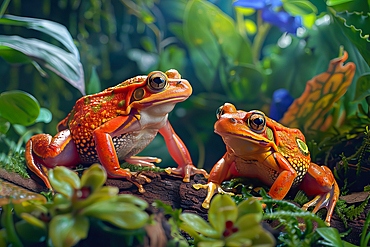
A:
280 51 355 133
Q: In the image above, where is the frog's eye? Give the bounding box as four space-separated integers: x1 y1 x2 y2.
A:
296 138 309 155
147 72 168 91
133 88 145 100
248 112 266 132
216 106 224 119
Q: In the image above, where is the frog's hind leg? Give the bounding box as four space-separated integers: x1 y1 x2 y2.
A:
25 129 81 189
299 163 339 226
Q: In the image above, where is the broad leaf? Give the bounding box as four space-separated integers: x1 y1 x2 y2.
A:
315 227 344 247
283 0 318 16
334 11 370 68
0 35 85 94
183 0 252 90
0 90 40 126
179 213 220 238
0 14 80 59
81 201 149 229
49 214 89 247
354 73 370 101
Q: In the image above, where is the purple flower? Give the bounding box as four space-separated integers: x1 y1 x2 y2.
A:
233 0 302 34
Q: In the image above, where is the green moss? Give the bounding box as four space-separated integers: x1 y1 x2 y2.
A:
0 149 30 178
120 162 165 173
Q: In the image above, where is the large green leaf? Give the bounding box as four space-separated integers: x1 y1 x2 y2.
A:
0 14 80 59
0 90 40 126
49 214 89 247
333 11 370 68
315 227 344 247
179 213 220 238
183 0 252 90
81 201 149 230
0 35 85 95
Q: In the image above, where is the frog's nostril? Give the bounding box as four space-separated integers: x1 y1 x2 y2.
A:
230 118 237 123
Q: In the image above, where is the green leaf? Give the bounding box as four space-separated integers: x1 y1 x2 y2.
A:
115 194 148 210
208 194 238 234
19 213 47 230
1 203 23 247
0 35 85 95
354 73 370 101
49 214 89 247
237 198 263 218
0 45 32 63
73 186 118 211
326 0 354 6
81 201 149 229
0 90 40 126
315 227 344 247
0 14 80 59
80 164 106 192
87 66 101 95
0 117 10 134
49 166 80 199
35 108 52 124
229 64 264 101
179 213 220 238
333 11 370 68
283 1 318 16
14 220 46 244
183 0 252 90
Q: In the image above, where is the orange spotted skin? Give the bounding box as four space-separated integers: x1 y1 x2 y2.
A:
25 69 209 192
198 103 339 226
57 76 143 163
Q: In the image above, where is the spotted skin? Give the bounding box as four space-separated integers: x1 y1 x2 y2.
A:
25 69 209 193
194 103 339 226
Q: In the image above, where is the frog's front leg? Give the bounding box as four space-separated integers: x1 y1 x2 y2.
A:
264 152 297 200
159 120 209 182
194 152 236 208
25 129 81 189
299 163 339 226
93 116 148 193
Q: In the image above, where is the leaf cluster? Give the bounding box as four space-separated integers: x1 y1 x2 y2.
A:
0 165 150 247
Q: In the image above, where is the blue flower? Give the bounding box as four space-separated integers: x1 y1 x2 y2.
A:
269 88 294 121
233 0 302 34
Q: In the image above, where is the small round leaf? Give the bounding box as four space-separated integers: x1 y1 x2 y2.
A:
0 90 40 126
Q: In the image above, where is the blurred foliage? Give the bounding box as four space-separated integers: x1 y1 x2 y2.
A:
0 164 151 246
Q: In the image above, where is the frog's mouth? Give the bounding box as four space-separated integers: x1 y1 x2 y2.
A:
139 96 189 107
214 130 270 146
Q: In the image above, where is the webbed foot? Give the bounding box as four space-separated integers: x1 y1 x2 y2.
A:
193 182 233 209
165 164 209 182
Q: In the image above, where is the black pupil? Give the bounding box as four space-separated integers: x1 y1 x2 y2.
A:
152 76 164 88
253 117 263 126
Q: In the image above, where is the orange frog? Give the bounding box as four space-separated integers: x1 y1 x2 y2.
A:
26 69 208 192
194 103 339 226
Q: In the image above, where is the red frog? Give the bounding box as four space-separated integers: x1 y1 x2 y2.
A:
194 103 339 226
26 69 208 192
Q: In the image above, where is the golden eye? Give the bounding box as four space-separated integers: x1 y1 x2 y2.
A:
297 138 309 155
133 88 145 100
147 72 168 91
248 113 266 132
216 105 224 119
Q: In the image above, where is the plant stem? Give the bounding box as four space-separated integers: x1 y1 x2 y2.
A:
0 0 11 19
252 11 271 63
